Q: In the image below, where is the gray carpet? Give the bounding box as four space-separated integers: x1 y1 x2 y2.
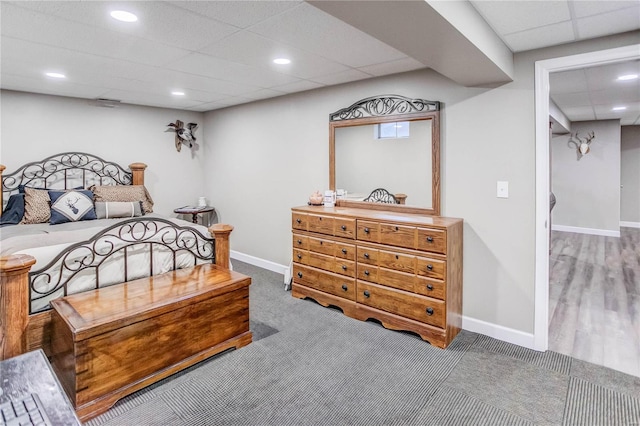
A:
86 261 640 426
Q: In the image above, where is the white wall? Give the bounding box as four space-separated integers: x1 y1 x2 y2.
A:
0 90 206 216
203 32 639 338
551 120 621 234
621 125 640 225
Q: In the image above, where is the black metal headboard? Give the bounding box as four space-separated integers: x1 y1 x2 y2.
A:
1 152 133 202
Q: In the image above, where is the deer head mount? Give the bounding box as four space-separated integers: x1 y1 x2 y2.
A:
568 131 595 160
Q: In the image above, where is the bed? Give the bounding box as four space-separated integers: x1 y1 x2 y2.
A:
0 152 235 361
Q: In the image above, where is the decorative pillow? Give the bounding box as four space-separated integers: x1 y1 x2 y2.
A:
91 185 154 213
21 187 52 224
49 190 97 225
0 194 25 225
95 201 144 219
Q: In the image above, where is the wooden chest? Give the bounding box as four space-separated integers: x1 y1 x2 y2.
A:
50 264 252 421
291 205 463 348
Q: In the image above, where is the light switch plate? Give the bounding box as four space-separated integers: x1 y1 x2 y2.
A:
497 181 509 198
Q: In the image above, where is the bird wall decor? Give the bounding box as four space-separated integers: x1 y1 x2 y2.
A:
166 120 198 152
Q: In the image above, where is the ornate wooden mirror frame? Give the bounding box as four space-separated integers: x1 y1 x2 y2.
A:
329 95 441 215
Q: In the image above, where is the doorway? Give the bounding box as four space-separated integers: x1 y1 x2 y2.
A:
533 44 640 355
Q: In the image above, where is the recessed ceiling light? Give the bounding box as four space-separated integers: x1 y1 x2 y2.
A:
45 72 66 79
172 91 185 96
273 58 291 65
110 10 138 22
612 106 627 111
617 74 638 81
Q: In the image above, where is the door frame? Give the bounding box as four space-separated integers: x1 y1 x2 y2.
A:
533 44 640 351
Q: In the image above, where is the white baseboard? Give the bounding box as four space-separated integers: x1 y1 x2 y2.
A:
231 252 538 350
620 221 640 229
462 316 537 350
230 251 290 282
551 224 620 237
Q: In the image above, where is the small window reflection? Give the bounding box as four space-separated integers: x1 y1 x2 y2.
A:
375 122 410 139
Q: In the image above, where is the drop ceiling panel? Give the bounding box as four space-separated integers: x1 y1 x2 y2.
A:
358 58 425 77
310 68 373 86
199 31 350 79
1 74 111 99
1 3 190 67
248 3 407 68
576 6 640 40
549 69 589 94
584 60 640 91
504 21 575 52
167 1 302 29
98 88 205 110
589 86 640 105
272 79 325 94
561 105 597 121
164 53 301 88
136 69 263 97
572 0 640 18
471 1 571 35
550 92 593 107
10 1 240 51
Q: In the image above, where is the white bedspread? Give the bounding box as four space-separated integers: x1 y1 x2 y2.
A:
0 215 214 312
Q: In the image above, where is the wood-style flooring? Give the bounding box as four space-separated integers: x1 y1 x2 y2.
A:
549 227 640 377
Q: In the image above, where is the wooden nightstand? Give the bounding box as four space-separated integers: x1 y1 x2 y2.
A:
174 206 216 226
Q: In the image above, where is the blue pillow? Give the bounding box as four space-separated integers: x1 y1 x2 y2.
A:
0 194 25 225
49 190 97 225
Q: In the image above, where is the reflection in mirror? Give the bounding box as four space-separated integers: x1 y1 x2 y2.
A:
329 95 440 215
334 119 432 208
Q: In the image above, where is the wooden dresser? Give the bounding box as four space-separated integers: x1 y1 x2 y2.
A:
291 205 463 348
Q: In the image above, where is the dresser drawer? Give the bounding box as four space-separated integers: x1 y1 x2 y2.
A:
357 281 445 328
357 246 379 266
378 250 415 274
309 237 335 256
357 265 378 283
292 213 307 231
335 242 356 261
292 248 308 265
379 223 416 249
293 264 356 301
416 258 446 280
416 228 446 254
357 221 380 243
415 277 445 300
377 268 415 293
308 214 334 236
335 218 356 239
292 234 308 250
307 251 335 272
333 259 356 278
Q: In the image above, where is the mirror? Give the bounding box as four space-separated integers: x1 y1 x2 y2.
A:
329 95 440 215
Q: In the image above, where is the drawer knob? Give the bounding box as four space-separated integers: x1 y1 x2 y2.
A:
364 227 370 234
427 264 433 271
426 307 434 315
320 241 323 245
364 270 370 276
364 253 370 259
297 239 302 244
342 248 347 254
296 218 301 224
395 226 399 231
363 290 370 298
297 254 302 259
426 236 434 243
342 284 348 291
297 272 303 278
342 265 347 271
319 217 322 221
426 284 434 291
341 225 347 231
